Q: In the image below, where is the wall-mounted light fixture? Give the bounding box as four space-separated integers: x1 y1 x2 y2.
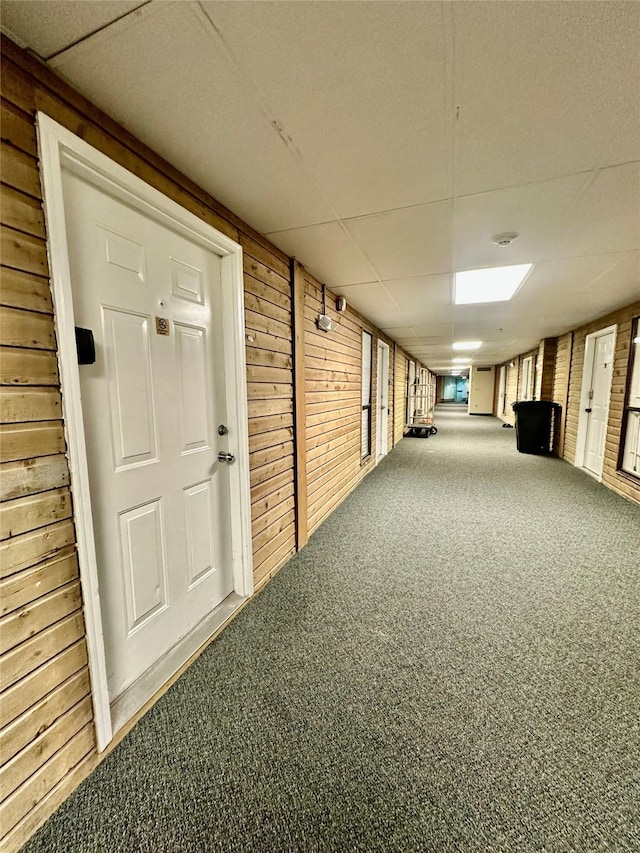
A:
335 296 347 312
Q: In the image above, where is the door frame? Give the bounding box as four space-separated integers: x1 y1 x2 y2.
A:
376 340 390 462
575 324 617 479
497 365 507 416
37 114 254 750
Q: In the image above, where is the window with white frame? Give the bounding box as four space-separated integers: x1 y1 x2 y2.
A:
361 332 373 460
620 318 640 478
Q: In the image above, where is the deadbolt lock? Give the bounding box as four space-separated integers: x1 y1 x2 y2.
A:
218 424 228 435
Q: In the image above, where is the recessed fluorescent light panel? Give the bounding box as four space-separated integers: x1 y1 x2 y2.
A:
454 264 533 305
452 341 482 350
452 358 470 364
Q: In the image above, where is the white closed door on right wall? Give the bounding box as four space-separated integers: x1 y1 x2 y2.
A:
583 330 615 477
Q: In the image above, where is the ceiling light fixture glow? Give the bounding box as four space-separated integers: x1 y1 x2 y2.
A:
452 341 482 350
452 358 470 364
454 263 533 305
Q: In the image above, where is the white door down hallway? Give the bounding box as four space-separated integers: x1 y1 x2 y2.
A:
22 406 640 853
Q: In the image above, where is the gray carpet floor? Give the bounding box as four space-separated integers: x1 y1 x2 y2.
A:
22 406 640 852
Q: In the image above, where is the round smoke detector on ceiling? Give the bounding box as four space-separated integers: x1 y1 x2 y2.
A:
492 232 519 247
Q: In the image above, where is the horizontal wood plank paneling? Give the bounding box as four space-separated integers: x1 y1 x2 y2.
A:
0 268 53 314
1 551 79 616
0 488 73 541
0 668 90 767
1 581 83 654
0 184 45 237
0 611 86 694
0 347 59 386
0 306 56 350
0 421 65 462
0 722 95 837
0 696 93 801
0 100 38 155
0 144 41 199
0 521 76 577
0 640 88 728
302 273 404 535
0 455 70 503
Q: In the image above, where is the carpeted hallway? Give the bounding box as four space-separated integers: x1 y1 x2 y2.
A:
22 406 640 853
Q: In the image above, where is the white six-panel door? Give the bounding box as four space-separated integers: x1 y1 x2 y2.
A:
581 328 615 478
376 341 389 461
61 170 234 701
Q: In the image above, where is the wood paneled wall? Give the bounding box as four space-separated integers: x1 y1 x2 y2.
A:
302 271 407 536
552 332 572 459
0 38 422 850
0 66 98 847
0 41 293 851
394 352 408 444
500 301 639 504
538 339 557 401
563 301 640 504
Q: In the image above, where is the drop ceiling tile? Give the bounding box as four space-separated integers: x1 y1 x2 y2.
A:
330 282 399 323
378 327 417 339
454 2 640 195
544 163 640 260
204 0 451 218
265 222 375 287
383 275 453 311
50 3 334 233
453 174 587 271
1 0 145 58
511 256 617 314
344 201 454 280
411 323 456 339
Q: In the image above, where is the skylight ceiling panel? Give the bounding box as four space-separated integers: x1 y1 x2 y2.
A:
205 0 451 219
453 2 640 196
344 201 453 281
1 0 145 58
49 2 334 233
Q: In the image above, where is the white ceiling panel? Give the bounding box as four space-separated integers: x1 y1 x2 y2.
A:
379 328 418 340
49 3 334 233
383 275 453 310
453 174 588 271
204 0 451 219
453 2 640 195
265 222 376 287
330 282 399 319
1 0 145 58
543 163 640 260
345 201 453 281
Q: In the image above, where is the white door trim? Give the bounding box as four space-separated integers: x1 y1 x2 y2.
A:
376 340 390 462
575 324 617 480
37 114 253 751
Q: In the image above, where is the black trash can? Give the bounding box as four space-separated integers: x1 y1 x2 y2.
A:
512 400 560 455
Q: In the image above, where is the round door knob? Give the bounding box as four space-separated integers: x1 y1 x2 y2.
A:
217 451 235 463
